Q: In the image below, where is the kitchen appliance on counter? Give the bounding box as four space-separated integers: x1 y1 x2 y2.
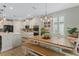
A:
3 25 13 32
33 25 39 36
25 25 29 29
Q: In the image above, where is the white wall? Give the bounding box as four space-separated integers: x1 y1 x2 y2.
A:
50 6 79 35
0 17 42 34
13 21 22 33
0 19 13 29
49 6 79 46
0 19 23 33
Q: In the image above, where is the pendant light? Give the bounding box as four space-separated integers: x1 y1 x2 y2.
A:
0 4 7 23
41 3 48 20
41 3 52 22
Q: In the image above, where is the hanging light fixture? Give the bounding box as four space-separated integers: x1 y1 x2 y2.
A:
0 4 7 22
2 4 7 21
41 3 52 22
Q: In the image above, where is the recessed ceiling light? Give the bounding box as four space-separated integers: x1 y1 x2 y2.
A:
27 14 31 17
9 7 13 10
45 16 47 19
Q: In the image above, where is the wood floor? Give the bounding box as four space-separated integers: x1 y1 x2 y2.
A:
0 38 27 56
0 38 65 56
0 46 24 56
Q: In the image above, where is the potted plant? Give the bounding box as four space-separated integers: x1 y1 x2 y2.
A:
67 27 79 47
41 28 46 35
41 28 50 39
67 27 79 38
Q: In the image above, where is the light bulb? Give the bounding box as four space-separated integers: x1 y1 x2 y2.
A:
48 19 50 22
0 20 4 23
42 20 44 22
27 14 31 17
45 16 47 19
41 18 43 21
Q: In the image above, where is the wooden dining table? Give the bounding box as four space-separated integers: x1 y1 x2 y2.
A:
22 43 65 56
22 36 75 56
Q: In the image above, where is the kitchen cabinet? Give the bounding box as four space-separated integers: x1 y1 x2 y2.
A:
1 33 12 52
0 33 22 52
12 34 21 47
21 31 33 38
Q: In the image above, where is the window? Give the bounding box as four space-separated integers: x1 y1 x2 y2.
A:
53 16 64 37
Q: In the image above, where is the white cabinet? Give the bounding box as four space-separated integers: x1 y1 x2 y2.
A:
21 32 33 38
1 33 12 52
12 34 21 47
0 33 22 52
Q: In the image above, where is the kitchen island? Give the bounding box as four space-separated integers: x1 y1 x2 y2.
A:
0 32 22 52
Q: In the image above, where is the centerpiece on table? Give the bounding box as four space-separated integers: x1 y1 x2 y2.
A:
41 28 50 39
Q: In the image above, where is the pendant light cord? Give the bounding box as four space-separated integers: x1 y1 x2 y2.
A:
45 3 47 16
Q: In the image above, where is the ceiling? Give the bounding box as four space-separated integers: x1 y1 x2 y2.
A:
0 3 79 19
